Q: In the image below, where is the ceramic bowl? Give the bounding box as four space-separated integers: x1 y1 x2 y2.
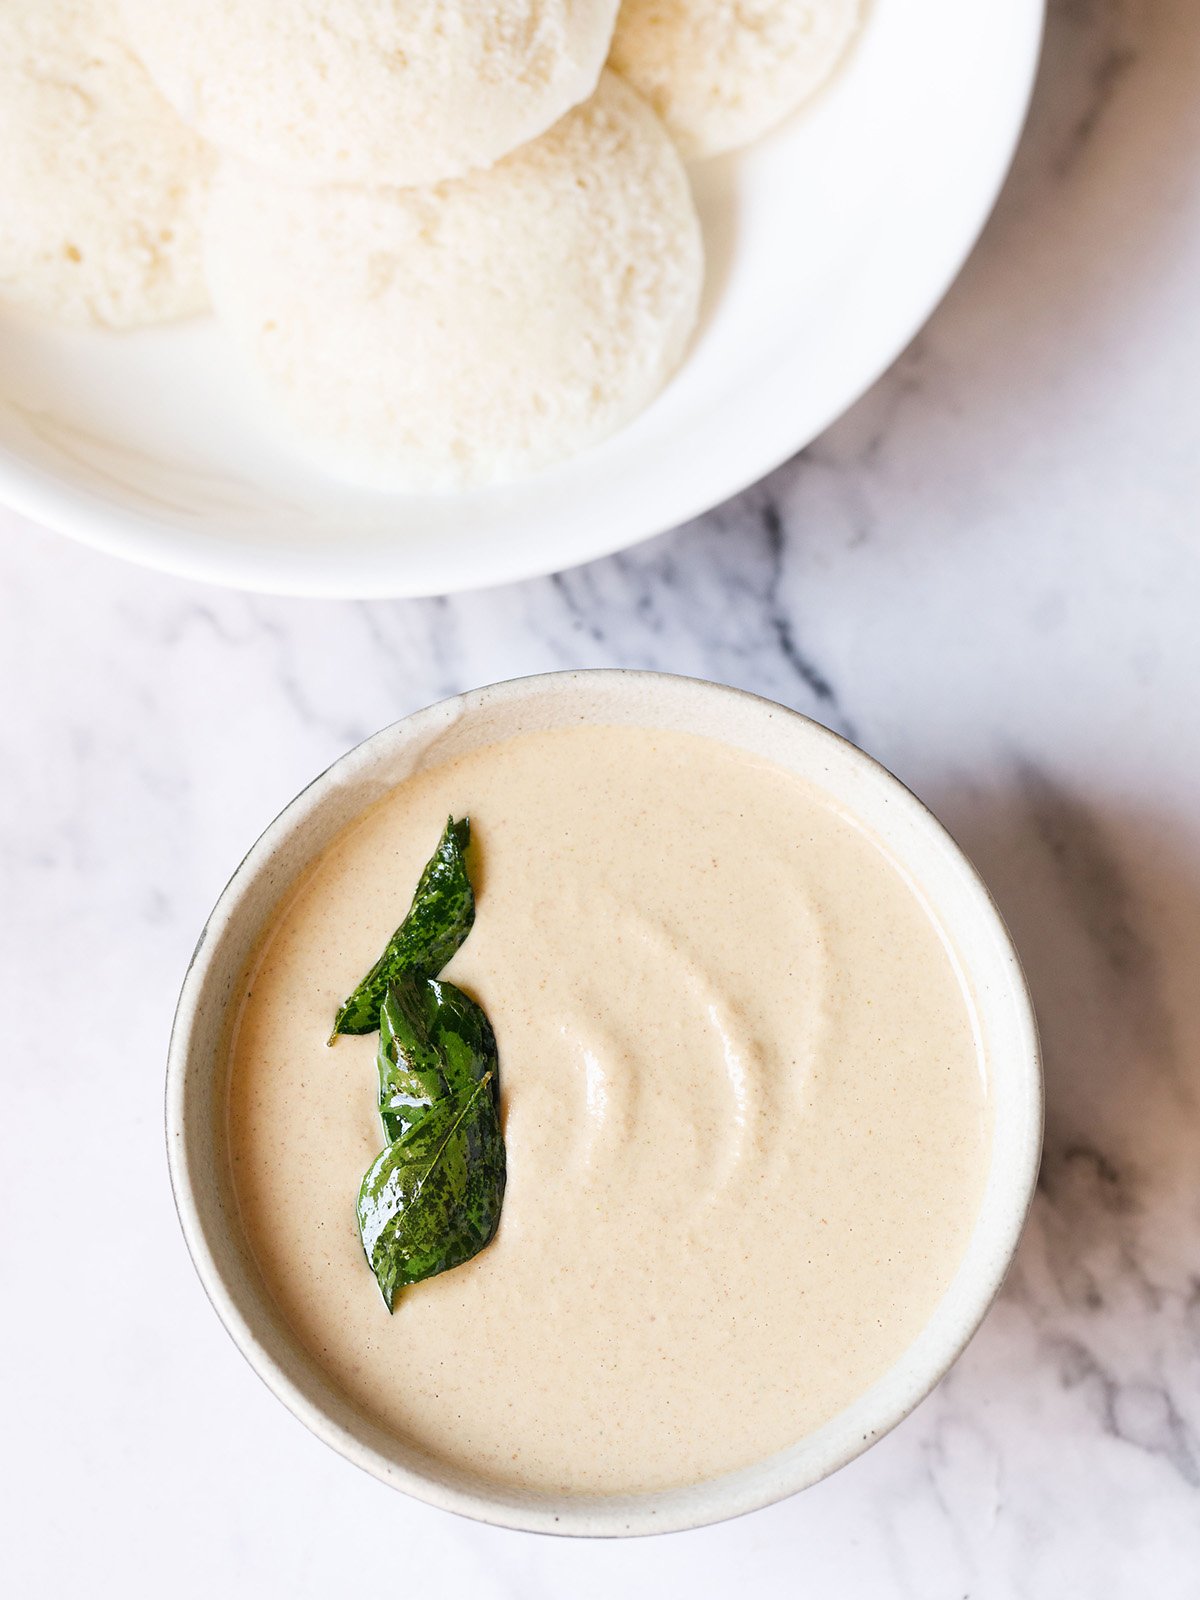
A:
166 670 1042 1534
2 0 1043 597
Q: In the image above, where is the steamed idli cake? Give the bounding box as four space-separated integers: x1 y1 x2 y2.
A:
0 0 211 328
610 0 859 159
121 0 622 187
204 72 702 491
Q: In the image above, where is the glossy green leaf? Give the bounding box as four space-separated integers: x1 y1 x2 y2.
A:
376 975 499 1143
329 816 473 1041
357 1074 506 1312
374 986 449 1143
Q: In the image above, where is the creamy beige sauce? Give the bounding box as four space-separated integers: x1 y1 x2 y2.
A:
228 725 988 1495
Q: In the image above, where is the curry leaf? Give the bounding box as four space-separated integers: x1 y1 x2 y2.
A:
329 816 473 1041
374 985 450 1143
340 817 505 1309
357 1073 506 1312
377 975 499 1143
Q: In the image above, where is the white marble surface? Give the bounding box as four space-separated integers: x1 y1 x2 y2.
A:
3 1 1199 1593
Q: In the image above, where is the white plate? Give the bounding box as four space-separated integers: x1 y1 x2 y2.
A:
0 0 1043 598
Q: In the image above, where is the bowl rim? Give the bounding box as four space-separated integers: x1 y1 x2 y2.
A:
166 669 1043 1535
1 0 1045 599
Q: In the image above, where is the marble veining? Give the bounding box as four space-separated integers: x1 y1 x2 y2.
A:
2 0 1199 1595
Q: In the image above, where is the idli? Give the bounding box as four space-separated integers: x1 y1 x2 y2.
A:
0 0 211 328
121 0 622 187
610 0 859 159
204 72 703 492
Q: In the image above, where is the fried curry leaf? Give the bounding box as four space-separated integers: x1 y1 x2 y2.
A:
357 1073 506 1312
336 817 505 1309
329 816 473 1041
374 985 450 1143
376 975 499 1144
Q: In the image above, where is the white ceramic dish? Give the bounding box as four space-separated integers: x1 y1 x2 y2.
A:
0 1 1043 598
167 670 1042 1536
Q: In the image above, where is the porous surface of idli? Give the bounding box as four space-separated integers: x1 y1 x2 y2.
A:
121 0 622 187
610 0 859 159
204 72 703 492
0 0 212 328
